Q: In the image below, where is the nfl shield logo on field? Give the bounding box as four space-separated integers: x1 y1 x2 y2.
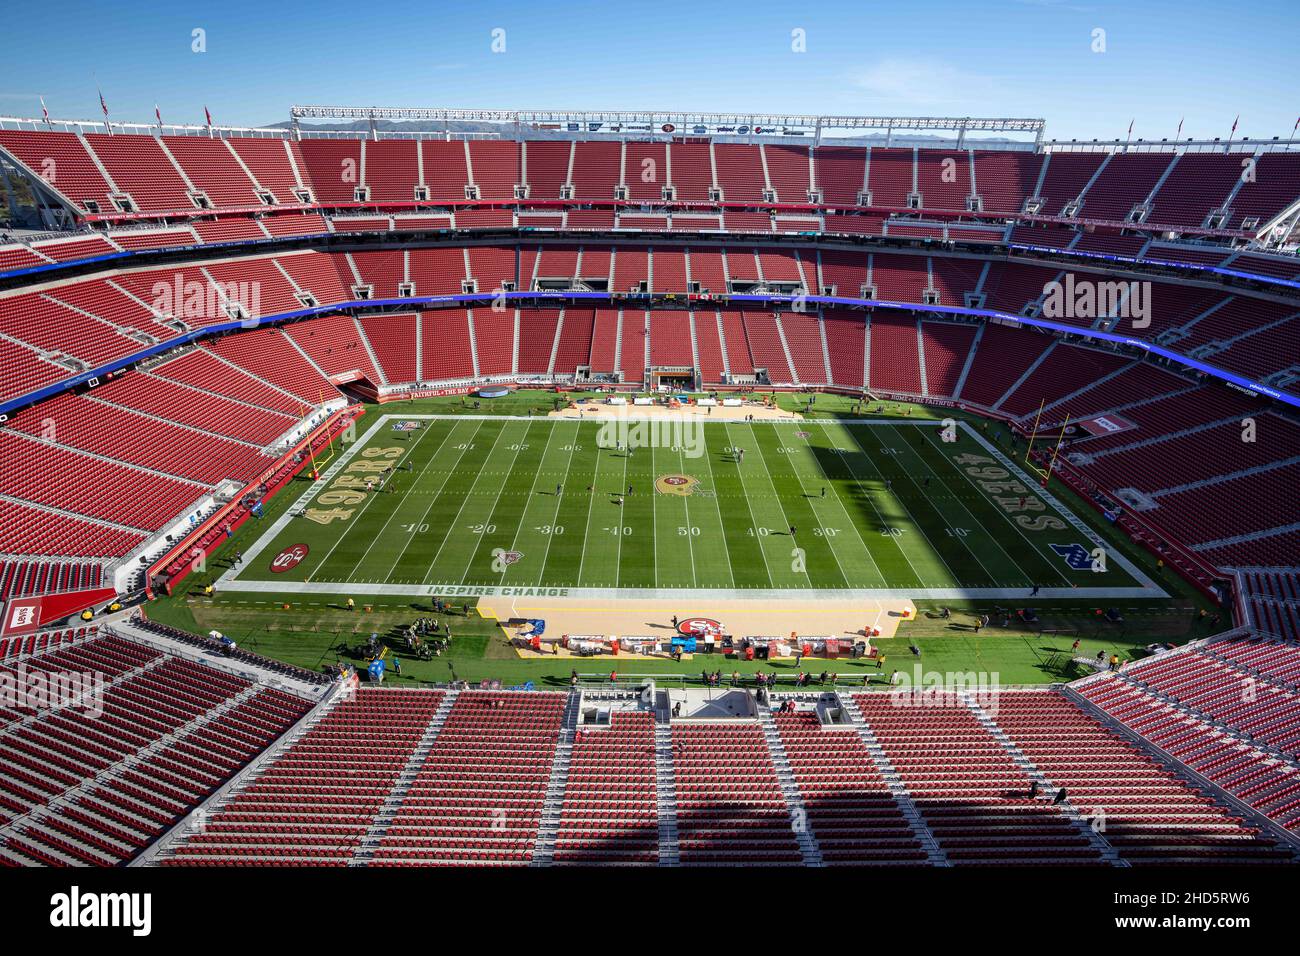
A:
1050 543 1095 571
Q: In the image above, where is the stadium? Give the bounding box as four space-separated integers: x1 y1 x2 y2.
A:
0 6 1298 920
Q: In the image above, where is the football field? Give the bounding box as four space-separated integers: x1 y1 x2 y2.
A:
218 413 1161 600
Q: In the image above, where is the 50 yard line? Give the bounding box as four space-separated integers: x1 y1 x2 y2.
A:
694 426 736 589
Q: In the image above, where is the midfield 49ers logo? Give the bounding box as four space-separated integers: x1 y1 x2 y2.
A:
655 474 699 496
269 544 309 573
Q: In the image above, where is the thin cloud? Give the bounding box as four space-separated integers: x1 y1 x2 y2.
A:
1012 0 1097 11
848 59 1004 111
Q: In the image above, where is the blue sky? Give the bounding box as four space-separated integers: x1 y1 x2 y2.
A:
0 0 1295 141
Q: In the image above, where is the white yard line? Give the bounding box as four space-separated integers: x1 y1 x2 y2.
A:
375 418 491 582
909 423 1066 587
533 420 582 586
448 420 543 584
616 443 630 587
791 424 887 586
959 422 1162 592
417 420 521 585
328 420 462 583
721 422 787 588
869 424 1009 586
574 431 613 587
694 428 736 589
217 412 393 586
673 442 699 588
481 419 564 585
748 423 854 588
837 423 959 588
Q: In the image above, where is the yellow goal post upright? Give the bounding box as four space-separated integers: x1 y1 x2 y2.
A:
1023 398 1070 486
306 387 343 476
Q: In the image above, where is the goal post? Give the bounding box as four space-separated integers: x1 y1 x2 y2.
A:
1023 398 1069 485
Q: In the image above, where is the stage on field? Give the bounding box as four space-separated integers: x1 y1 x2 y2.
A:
480 593 916 656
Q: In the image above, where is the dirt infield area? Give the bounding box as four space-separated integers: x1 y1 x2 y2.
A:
476 594 916 659
549 398 805 422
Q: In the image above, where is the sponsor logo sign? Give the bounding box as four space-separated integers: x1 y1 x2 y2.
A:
2 600 41 636
1075 414 1137 437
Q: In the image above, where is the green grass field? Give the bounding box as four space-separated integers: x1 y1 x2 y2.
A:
219 411 1156 598
147 394 1211 687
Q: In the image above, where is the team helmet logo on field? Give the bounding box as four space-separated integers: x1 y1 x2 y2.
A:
269 544 309 573
655 474 699 496
1050 543 1096 571
491 548 524 572
677 617 723 637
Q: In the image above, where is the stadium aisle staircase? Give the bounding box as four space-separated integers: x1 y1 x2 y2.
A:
962 690 1123 865
758 701 823 865
354 687 459 864
836 692 948 864
653 715 680 866
529 690 578 866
